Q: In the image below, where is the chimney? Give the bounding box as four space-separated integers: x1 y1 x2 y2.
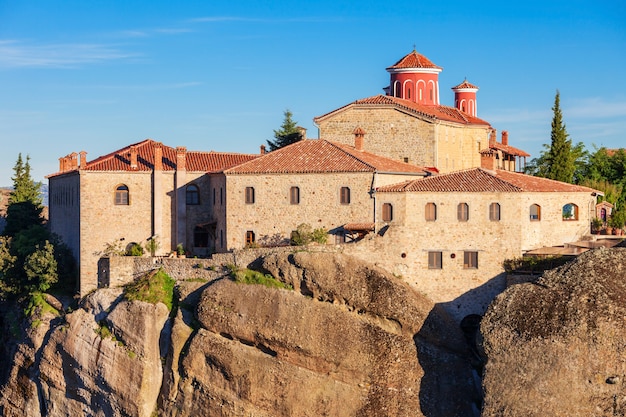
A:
353 127 366 151
480 149 496 171
79 151 87 169
502 130 509 146
260 145 266 155
129 146 138 169
297 126 307 140
69 152 78 170
154 143 163 171
176 146 187 171
59 157 66 172
489 129 496 147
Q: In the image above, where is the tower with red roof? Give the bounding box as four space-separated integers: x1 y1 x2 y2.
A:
384 49 442 105
451 79 479 117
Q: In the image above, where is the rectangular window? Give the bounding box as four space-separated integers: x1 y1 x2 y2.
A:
213 188 216 206
428 252 442 269
245 187 254 204
489 203 501 221
464 251 478 269
220 187 223 206
457 203 469 221
382 203 393 222
335 232 346 244
425 203 437 221
290 186 300 205
245 230 255 245
340 187 351 204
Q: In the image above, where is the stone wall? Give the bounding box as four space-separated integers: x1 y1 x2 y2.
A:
316 105 491 173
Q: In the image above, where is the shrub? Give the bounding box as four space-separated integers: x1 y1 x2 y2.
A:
229 266 292 290
126 243 144 257
291 223 328 246
124 269 176 310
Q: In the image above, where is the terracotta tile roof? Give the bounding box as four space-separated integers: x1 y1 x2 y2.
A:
224 139 429 175
452 79 479 90
314 95 491 126
487 142 530 157
387 50 442 70
344 222 375 232
377 168 600 194
48 139 257 177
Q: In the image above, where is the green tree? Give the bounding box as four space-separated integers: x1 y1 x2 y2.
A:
4 154 43 237
266 109 303 151
24 241 58 293
545 91 575 183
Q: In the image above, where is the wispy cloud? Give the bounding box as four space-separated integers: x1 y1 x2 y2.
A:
189 16 343 24
0 40 136 69
566 97 626 119
87 81 204 91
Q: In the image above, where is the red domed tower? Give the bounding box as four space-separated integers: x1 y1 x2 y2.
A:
384 49 442 105
451 79 479 117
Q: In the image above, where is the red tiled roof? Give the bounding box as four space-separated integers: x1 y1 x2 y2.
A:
224 139 429 175
387 50 442 70
48 139 257 177
344 222 375 232
488 142 530 157
377 168 599 193
452 79 479 90
314 95 491 126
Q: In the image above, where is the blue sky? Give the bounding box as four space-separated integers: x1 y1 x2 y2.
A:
1 0 625 185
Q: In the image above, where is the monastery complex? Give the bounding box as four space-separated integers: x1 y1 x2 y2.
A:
47 50 601 320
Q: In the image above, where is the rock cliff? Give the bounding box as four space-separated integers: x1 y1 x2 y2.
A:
481 247 626 416
0 251 478 416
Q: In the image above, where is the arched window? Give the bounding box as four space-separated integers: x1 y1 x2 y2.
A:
114 185 129 205
186 184 200 205
425 202 437 221
382 203 393 222
530 204 541 221
457 203 469 222
563 203 578 220
489 203 501 221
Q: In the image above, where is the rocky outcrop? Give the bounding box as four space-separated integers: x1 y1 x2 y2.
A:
0 251 477 416
481 247 626 416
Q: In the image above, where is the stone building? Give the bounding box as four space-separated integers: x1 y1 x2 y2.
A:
213 135 431 250
47 139 257 294
314 49 529 173
343 167 600 320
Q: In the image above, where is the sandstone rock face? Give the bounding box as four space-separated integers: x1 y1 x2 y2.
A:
481 247 626 417
0 251 477 416
162 251 477 416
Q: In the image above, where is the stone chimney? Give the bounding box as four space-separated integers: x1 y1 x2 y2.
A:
129 146 138 169
489 129 497 147
176 146 187 171
59 157 66 172
297 126 307 140
79 151 87 169
353 127 366 151
502 130 509 146
154 143 163 171
69 152 78 170
260 145 266 155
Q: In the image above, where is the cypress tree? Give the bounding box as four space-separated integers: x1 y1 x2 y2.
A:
266 109 303 151
546 91 575 183
4 154 43 237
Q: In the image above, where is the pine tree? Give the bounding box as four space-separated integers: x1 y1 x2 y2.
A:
266 109 303 151
4 154 43 237
545 91 575 183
